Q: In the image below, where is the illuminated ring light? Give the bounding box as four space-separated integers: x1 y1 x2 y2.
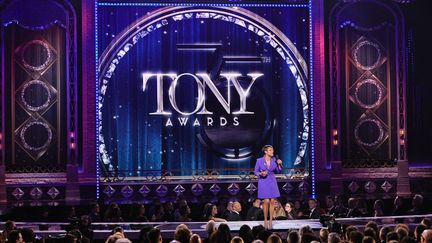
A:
20 40 53 72
354 118 384 147
20 121 53 151
20 80 52 112
353 40 381 71
354 79 383 109
98 6 310 168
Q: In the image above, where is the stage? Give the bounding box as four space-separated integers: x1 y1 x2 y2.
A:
7 214 432 241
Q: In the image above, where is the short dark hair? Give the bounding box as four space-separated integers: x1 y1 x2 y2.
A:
8 230 21 243
148 228 161 243
301 232 317 243
20 228 35 243
396 227 409 240
422 218 432 228
345 226 358 241
400 236 417 243
362 236 375 243
287 230 300 243
5 220 16 231
174 227 192 243
350 231 364 243
386 231 399 242
262 145 273 153
415 224 427 241
252 225 265 239
380 227 392 241
364 227 377 240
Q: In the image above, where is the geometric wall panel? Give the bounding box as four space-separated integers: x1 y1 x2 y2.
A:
329 1 407 168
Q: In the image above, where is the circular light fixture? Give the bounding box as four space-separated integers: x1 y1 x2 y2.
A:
20 121 53 151
353 40 381 71
20 40 53 72
354 79 383 109
20 80 52 112
354 118 385 147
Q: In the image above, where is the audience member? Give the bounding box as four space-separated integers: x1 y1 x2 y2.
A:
374 200 385 217
421 230 432 243
346 198 362 218
328 232 341 243
239 225 254 243
362 236 375 243
350 231 364 243
104 203 123 222
401 236 417 243
267 233 282 243
421 219 432 228
204 203 227 222
89 203 102 222
273 200 287 220
320 228 329 243
409 195 425 215
105 231 124 243
396 227 409 240
210 223 231 243
386 232 399 243
7 230 23 243
190 233 203 243
174 199 188 221
301 232 318 243
345 226 359 241
285 202 297 220
379 227 392 243
20 228 35 243
393 196 406 216
130 203 148 222
252 225 266 240
416 224 428 242
148 228 162 243
308 199 320 219
294 201 305 218
288 230 300 243
257 230 272 243
231 236 245 243
363 228 377 243
227 202 243 221
174 224 192 243
246 199 263 221
138 225 153 243
326 196 336 215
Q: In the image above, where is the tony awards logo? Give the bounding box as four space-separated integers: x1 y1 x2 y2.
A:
98 6 310 163
141 71 263 127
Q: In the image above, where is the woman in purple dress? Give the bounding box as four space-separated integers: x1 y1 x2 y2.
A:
254 145 283 229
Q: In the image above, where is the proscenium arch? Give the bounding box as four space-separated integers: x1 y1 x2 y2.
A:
98 6 310 169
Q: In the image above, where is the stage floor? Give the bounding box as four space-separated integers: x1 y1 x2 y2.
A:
12 214 432 240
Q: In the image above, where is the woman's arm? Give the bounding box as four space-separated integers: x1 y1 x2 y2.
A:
254 160 260 177
274 159 282 173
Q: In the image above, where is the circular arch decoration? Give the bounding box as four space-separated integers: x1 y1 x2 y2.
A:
354 78 384 109
20 40 53 72
354 118 385 148
20 121 53 151
20 80 53 112
98 6 310 169
352 39 382 71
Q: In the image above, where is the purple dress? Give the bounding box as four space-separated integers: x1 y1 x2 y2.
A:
254 156 281 199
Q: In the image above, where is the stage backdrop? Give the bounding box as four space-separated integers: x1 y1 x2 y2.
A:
97 3 311 178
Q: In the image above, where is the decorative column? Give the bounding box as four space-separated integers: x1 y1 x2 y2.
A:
311 0 330 196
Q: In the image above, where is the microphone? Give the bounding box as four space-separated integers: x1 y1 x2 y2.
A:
275 155 283 169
